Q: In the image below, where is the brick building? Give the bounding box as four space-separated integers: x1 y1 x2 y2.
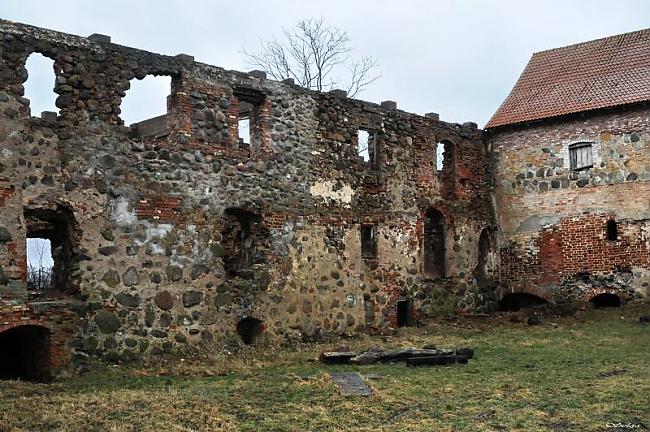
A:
0 20 647 379
487 28 650 309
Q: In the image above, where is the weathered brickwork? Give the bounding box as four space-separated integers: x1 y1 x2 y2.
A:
2 20 646 376
0 20 494 373
490 106 650 305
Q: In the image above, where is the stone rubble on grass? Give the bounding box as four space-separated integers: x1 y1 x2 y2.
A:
320 345 475 366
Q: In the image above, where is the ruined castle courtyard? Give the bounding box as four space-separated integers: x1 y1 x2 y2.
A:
0 17 649 432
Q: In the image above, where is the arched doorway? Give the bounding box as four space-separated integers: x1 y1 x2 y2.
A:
589 293 621 309
0 325 52 382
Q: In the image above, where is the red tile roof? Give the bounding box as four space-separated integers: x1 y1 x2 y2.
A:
485 28 650 129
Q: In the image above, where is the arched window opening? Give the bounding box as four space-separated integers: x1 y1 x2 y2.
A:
236 317 264 345
475 229 493 286
0 325 52 383
590 293 621 309
606 220 618 241
499 293 548 312
121 75 171 136
436 142 445 171
24 53 58 117
423 208 445 278
435 140 454 173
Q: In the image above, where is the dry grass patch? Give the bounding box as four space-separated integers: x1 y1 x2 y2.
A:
1 305 649 431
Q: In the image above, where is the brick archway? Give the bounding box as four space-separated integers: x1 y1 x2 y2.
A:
583 288 625 307
0 324 52 382
497 285 553 303
0 307 74 380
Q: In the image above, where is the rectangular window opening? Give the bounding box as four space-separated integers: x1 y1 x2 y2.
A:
26 237 54 292
606 219 618 241
238 115 250 145
569 143 593 171
234 87 265 151
357 130 378 168
360 225 378 259
436 142 445 171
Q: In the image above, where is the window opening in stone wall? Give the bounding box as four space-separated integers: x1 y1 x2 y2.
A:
423 208 445 277
358 130 370 162
24 206 77 297
569 142 593 171
27 238 53 293
475 229 492 286
238 116 250 144
606 219 618 241
222 208 263 277
121 75 171 135
498 293 547 312
396 299 412 327
234 87 265 151
236 317 264 345
0 325 52 383
436 142 445 171
436 141 455 173
357 130 378 168
589 293 621 309
364 294 375 325
24 53 58 117
360 225 377 259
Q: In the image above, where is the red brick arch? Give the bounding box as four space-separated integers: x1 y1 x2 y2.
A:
0 308 74 372
582 288 626 304
498 285 554 303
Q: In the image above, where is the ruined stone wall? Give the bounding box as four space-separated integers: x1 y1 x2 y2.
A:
0 20 492 366
490 105 650 305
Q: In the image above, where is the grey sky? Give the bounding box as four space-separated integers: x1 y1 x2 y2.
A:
3 0 650 127
6 1 649 270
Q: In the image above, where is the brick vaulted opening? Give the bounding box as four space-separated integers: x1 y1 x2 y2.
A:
423 208 445 278
590 293 621 308
499 293 548 312
0 325 52 382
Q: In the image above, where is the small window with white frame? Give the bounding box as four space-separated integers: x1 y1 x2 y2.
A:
569 142 593 171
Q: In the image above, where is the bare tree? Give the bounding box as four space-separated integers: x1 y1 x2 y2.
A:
243 18 380 97
27 239 52 292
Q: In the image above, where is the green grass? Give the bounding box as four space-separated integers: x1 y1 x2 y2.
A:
1 305 649 431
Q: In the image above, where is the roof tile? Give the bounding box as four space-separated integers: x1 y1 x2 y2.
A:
486 28 650 129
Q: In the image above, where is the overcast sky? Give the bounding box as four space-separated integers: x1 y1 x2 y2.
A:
5 1 649 269
3 0 650 127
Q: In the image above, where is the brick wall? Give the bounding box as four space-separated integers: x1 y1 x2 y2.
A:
491 105 650 301
0 303 75 375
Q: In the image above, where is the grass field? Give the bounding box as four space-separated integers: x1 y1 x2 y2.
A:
1 305 649 431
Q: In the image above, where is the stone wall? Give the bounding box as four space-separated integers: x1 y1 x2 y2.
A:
0 20 492 368
490 105 650 305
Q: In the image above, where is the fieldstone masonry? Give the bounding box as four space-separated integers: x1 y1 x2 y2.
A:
489 106 650 306
0 20 647 377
